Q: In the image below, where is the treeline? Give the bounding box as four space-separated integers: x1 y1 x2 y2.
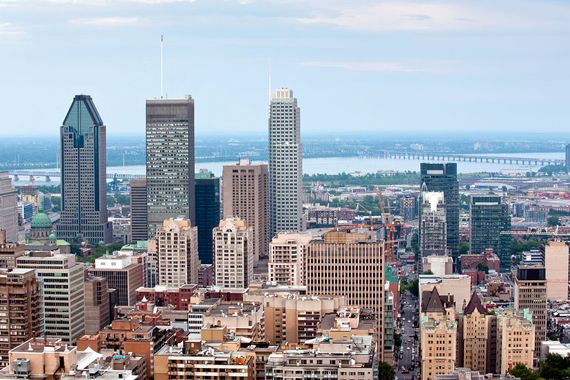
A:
511 353 570 380
304 171 421 187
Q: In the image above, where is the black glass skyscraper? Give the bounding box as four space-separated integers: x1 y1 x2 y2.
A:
195 171 220 264
56 95 112 244
420 163 459 266
470 194 511 271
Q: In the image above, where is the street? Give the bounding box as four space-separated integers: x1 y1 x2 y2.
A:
396 264 419 380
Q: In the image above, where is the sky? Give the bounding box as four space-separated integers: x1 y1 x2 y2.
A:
0 0 569 137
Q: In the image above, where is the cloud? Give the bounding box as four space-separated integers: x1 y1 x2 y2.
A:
0 22 22 36
70 16 141 26
295 1 570 32
302 60 455 74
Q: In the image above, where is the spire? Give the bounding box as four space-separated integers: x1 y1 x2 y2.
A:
464 291 486 315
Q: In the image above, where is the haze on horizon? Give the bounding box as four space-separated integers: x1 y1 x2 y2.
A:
0 0 569 137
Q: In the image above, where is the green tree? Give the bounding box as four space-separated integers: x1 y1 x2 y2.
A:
422 270 434 275
547 216 561 227
477 263 489 274
459 242 469 255
509 363 539 380
378 361 395 380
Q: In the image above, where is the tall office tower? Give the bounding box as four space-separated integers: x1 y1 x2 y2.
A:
146 97 195 236
88 254 144 306
0 268 41 367
469 194 511 271
156 218 199 287
0 174 17 242
56 95 112 244
130 178 148 242
305 231 385 360
544 241 569 301
496 308 535 374
268 88 303 238
268 232 312 286
17 251 85 344
222 160 269 263
514 264 547 359
420 191 447 258
195 170 220 265
566 143 570 172
213 217 253 290
420 163 459 265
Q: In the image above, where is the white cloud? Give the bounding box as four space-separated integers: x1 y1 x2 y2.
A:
303 60 454 74
295 1 570 32
0 22 22 36
71 16 141 26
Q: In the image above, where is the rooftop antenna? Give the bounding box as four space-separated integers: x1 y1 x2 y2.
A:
160 35 164 99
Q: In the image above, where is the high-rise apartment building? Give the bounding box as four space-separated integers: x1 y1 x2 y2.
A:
56 95 112 244
461 292 492 374
0 268 41 367
84 275 110 335
544 241 569 301
146 97 195 236
269 88 303 237
0 174 18 243
496 308 535 374
156 218 199 287
305 231 385 360
420 287 457 380
88 254 144 306
0 230 23 269
222 159 269 263
268 232 312 286
129 178 148 242
213 217 253 290
514 264 547 358
469 194 511 270
420 191 447 258
195 170 220 265
420 163 459 265
17 251 85 343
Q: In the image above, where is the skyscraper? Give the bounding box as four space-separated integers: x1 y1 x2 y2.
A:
544 241 569 301
469 194 511 270
420 163 459 266
269 88 303 238
419 191 447 258
305 231 385 360
0 174 18 243
146 97 195 236
222 159 269 262
195 170 220 265
17 251 85 344
129 178 148 242
514 264 547 359
213 217 253 290
56 95 112 244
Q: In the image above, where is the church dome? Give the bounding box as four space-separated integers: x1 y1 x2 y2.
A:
31 212 52 229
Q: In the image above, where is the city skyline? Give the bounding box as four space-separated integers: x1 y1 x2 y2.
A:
1 1 570 136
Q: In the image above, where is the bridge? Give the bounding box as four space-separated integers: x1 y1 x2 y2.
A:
380 151 564 167
8 171 145 182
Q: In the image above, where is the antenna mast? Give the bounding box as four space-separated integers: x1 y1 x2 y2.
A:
160 35 164 99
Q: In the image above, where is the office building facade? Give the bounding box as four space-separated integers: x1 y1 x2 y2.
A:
84 275 111 335
469 194 511 271
88 255 144 306
17 252 85 344
420 191 447 258
269 88 303 238
268 232 312 286
56 95 112 244
222 159 269 263
129 178 148 242
420 163 459 265
146 97 195 236
514 264 547 358
195 170 220 265
0 174 18 243
544 241 569 301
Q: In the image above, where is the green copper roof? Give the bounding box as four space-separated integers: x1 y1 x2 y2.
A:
31 212 52 229
56 239 70 246
48 233 56 241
